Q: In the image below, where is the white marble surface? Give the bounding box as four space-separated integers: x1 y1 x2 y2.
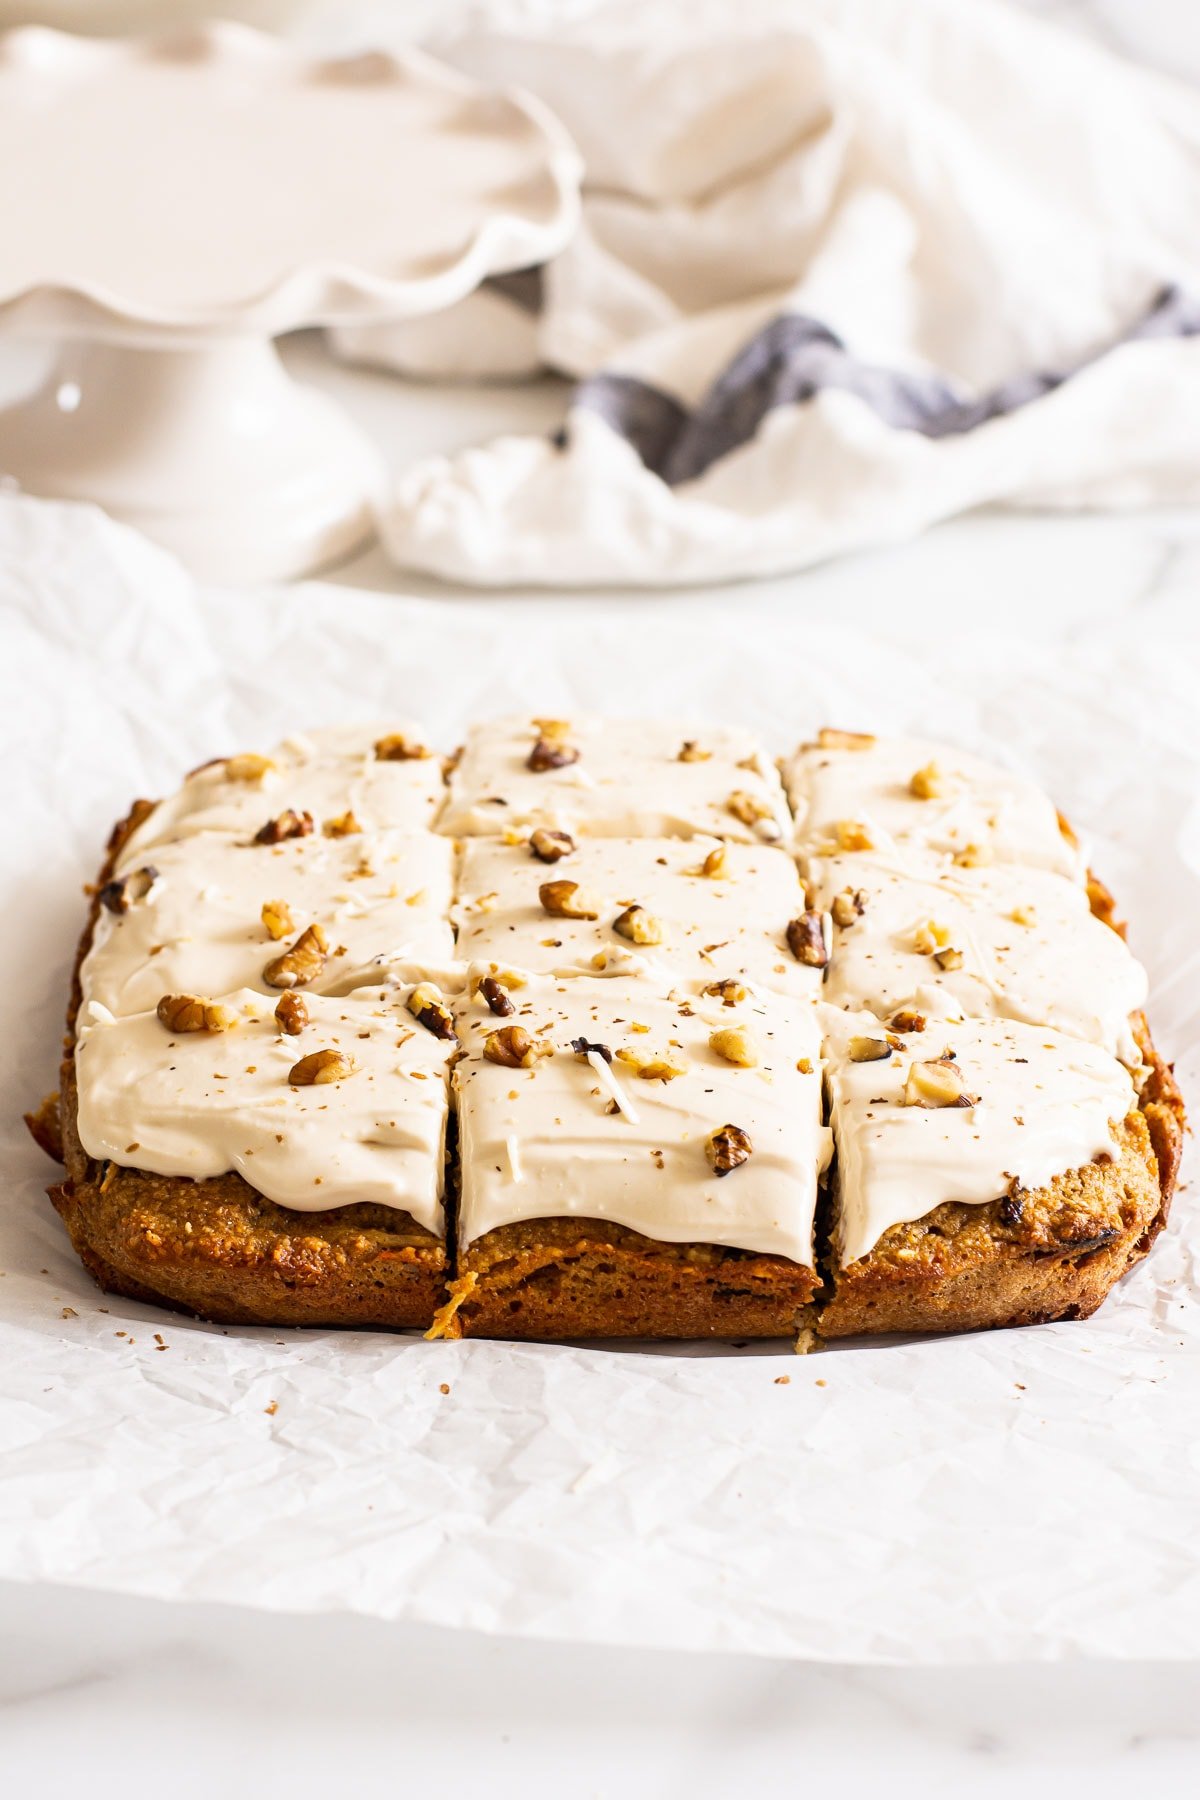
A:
3 0 1200 1780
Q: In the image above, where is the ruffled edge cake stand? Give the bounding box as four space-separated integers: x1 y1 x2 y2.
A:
0 23 580 580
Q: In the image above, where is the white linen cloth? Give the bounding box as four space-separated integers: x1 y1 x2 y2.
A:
336 0 1200 586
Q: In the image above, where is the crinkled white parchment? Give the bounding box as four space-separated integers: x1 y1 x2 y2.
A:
1 493 1196 1662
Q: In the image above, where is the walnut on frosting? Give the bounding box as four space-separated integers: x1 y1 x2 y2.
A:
323 810 362 838
407 983 457 1042
527 735 580 771
263 922 328 989
225 753 275 783
703 977 749 1006
816 728 875 751
483 1025 554 1069
274 993 309 1035
156 994 238 1034
288 1048 357 1086
698 844 730 879
849 1035 892 1063
889 1009 927 1034
705 1123 752 1176
261 898 294 942
616 1048 686 1081
726 790 782 841
254 809 313 845
529 827 575 863
539 879 600 920
677 740 711 762
709 1025 759 1067
374 732 430 761
612 904 666 946
98 864 158 914
903 1059 978 1108
479 976 515 1017
833 819 875 852
909 761 952 800
831 888 866 928
787 911 829 967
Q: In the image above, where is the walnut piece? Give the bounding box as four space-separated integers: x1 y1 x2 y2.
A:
527 736 580 772
98 864 158 914
323 810 362 838
274 993 309 1035
478 976 515 1018
833 819 875 852
699 844 730 879
702 977 749 1006
374 732 430 761
831 887 866 928
816 728 875 751
529 827 576 863
677 740 711 762
261 898 294 942
913 919 952 956
889 1009 927 1034
787 910 829 967
909 761 952 800
483 1025 554 1069
615 1048 686 1081
848 1035 892 1063
612 903 666 946
531 717 571 742
726 789 782 842
407 983 457 1041
933 946 964 971
225 753 275 783
156 994 238 1034
539 879 600 920
705 1123 752 1176
263 922 328 990
709 1025 759 1067
254 809 314 845
288 1048 356 1086
903 1059 978 1108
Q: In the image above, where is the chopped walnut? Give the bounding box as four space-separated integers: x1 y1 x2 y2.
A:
374 733 430 761
254 809 314 845
288 1048 356 1086
612 903 666 946
848 1035 892 1063
539 879 600 920
677 740 711 762
479 976 515 1018
726 790 782 841
953 842 993 868
323 810 362 838
527 737 580 772
529 827 576 862
156 994 238 1034
889 1009 927 1034
702 978 749 1007
274 993 309 1035
261 898 294 941
709 1025 759 1067
831 888 866 928
834 819 875 852
615 1048 686 1081
407 983 457 1041
483 1025 554 1069
470 964 526 997
531 717 571 742
816 728 875 751
699 844 730 879
933 945 964 971
909 760 952 800
263 922 328 990
913 918 953 956
787 911 829 967
903 1059 977 1108
225 753 275 783
705 1123 752 1176
98 864 158 914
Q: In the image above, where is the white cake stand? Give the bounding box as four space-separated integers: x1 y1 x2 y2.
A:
0 24 580 580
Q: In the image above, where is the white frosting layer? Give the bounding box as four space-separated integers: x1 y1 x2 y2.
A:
74 985 452 1231
84 829 457 1017
455 973 828 1264
454 835 818 998
813 855 1147 1065
822 1007 1136 1266
440 716 792 842
785 734 1083 879
117 723 444 866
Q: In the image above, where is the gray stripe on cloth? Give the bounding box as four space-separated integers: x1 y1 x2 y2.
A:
570 284 1200 487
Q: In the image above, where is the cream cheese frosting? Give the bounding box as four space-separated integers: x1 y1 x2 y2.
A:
455 972 829 1264
117 723 444 867
440 716 792 842
74 985 453 1230
812 854 1147 1065
821 1007 1137 1266
454 835 820 998
785 733 1083 879
83 828 457 1017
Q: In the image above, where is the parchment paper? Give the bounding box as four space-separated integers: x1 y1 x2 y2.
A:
2 493 1196 1662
